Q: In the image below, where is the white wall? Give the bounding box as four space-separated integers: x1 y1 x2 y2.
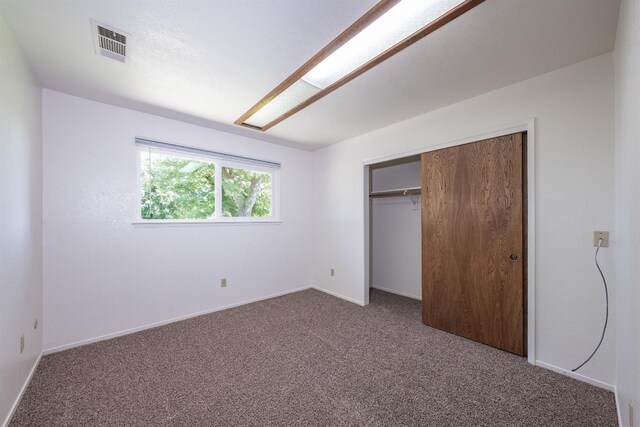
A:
42 90 313 351
312 53 616 387
614 1 640 425
371 161 421 192
0 16 43 426
371 161 421 299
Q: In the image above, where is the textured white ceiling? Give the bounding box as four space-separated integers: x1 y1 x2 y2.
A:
0 0 619 150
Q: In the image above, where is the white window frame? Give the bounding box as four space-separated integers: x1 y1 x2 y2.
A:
135 144 281 224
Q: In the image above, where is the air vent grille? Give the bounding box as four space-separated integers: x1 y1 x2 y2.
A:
98 26 126 56
92 20 128 62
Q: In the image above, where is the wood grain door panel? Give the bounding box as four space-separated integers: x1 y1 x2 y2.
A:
421 133 525 355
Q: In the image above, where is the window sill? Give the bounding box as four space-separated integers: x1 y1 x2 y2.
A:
132 219 282 227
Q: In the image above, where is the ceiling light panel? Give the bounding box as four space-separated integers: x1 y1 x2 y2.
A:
301 0 466 89
244 79 321 128
236 0 485 131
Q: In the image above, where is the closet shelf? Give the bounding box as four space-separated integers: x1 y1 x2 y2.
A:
369 187 421 198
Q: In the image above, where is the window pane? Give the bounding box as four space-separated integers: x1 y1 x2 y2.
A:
140 150 215 220
222 166 272 217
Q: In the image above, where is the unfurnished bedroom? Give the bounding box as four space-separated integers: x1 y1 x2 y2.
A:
1 0 638 426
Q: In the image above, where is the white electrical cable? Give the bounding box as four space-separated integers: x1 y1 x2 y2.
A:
572 237 609 372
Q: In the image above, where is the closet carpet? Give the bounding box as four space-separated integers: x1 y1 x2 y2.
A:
11 289 617 426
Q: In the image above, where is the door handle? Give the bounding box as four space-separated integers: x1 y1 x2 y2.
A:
510 254 518 261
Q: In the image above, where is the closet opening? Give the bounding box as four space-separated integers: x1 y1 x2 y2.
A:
367 154 423 302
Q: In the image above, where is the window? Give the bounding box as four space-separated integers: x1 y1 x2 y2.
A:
140 150 216 220
222 166 272 218
136 138 280 222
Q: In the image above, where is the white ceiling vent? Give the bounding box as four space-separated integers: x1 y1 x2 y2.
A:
91 20 128 62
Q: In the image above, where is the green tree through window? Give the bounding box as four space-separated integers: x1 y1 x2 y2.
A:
140 150 273 220
141 152 215 220
222 167 272 217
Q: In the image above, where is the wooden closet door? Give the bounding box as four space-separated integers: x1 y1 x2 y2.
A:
421 133 525 356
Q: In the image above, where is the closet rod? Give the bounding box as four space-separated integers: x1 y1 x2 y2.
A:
369 187 421 198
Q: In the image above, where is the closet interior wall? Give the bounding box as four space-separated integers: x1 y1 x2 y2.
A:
370 158 422 300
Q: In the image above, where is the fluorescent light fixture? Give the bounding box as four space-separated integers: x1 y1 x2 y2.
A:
236 0 484 131
244 80 321 128
301 0 465 89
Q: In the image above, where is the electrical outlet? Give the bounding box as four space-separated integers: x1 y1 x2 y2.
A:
593 231 609 247
221 278 227 288
34 318 38 330
20 335 24 353
330 268 335 277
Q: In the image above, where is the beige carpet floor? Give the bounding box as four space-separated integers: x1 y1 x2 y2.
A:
10 289 617 426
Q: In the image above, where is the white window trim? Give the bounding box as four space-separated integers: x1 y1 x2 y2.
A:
135 145 281 224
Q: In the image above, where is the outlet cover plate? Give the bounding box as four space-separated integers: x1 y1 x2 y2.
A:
594 231 609 247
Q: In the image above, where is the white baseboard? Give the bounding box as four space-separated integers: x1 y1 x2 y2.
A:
535 360 614 392
2 351 43 427
614 386 623 427
44 286 313 355
312 286 365 306
371 286 421 300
